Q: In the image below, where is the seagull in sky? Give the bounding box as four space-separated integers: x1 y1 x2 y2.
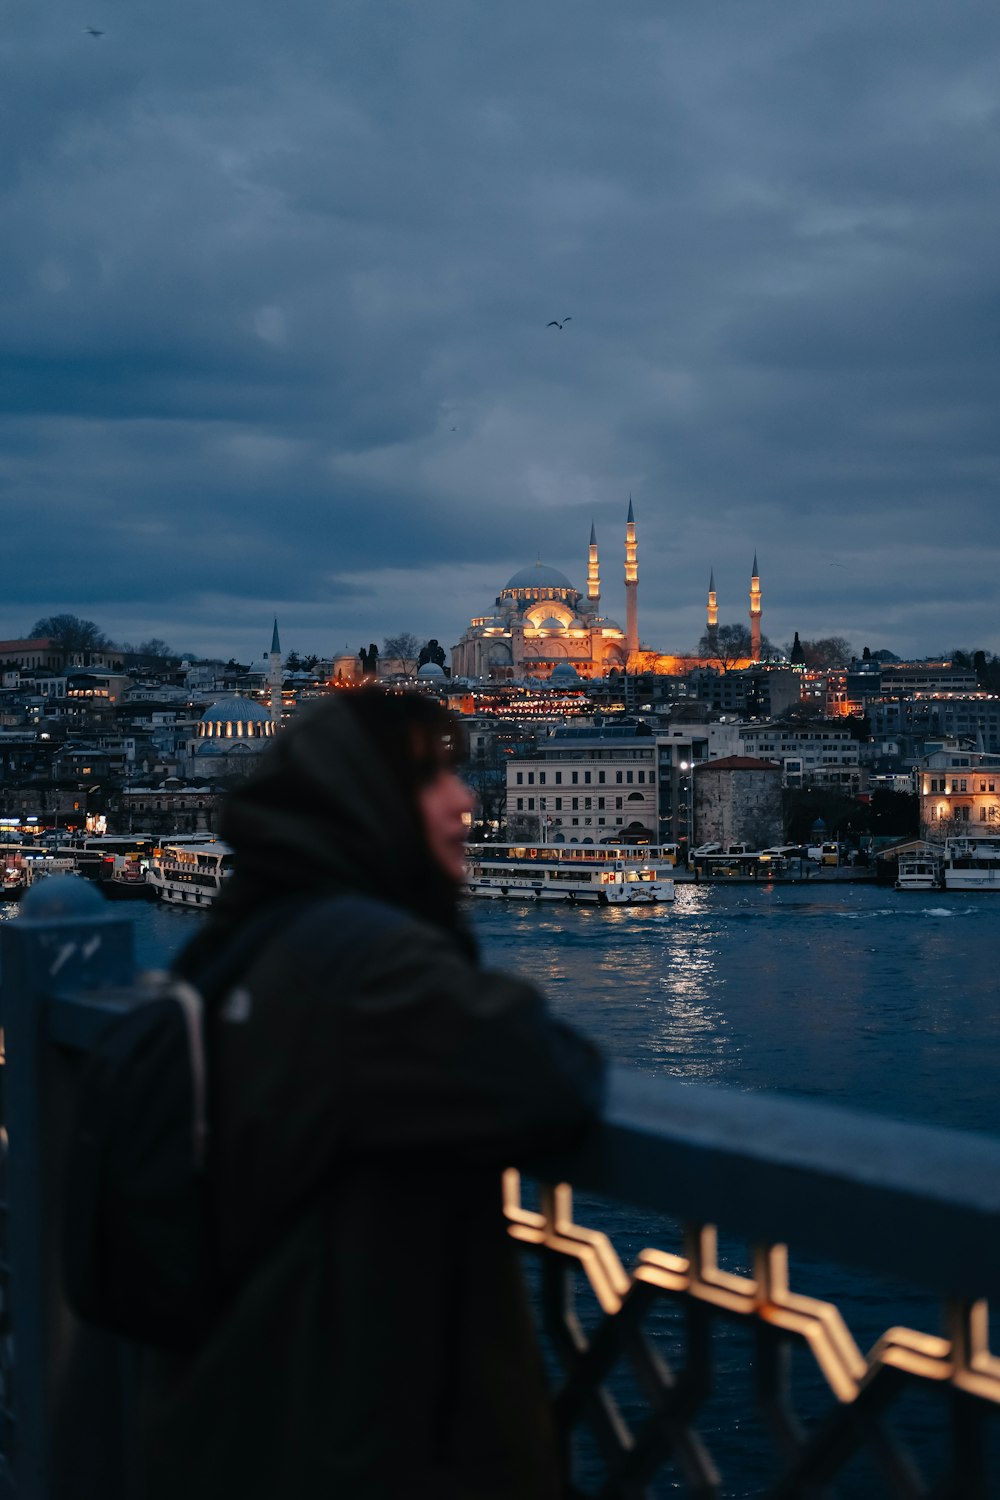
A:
84 26 104 35
546 317 572 329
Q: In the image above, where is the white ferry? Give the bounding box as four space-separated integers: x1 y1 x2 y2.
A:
465 843 674 904
146 841 234 908
895 852 941 892
940 837 1000 892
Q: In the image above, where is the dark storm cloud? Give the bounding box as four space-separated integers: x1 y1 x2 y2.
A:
2 0 998 659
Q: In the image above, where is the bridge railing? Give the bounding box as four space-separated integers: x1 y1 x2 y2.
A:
2 880 1000 1497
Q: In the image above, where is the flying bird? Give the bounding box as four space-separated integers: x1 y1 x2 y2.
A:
546 317 572 329
84 26 104 35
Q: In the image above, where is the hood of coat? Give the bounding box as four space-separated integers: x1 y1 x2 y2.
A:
217 696 431 913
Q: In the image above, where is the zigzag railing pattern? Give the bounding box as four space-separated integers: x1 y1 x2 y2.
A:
504 1064 1000 1498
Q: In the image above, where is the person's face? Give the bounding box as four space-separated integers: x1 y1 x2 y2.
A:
418 768 475 883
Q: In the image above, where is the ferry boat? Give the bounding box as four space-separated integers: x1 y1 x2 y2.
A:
146 841 234 909
895 852 941 891
940 837 1000 892
465 843 674 904
102 855 155 900
1 859 29 900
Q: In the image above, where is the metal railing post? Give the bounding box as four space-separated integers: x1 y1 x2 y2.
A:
0 878 136 1500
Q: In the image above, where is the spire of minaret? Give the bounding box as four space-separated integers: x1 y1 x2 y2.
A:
587 522 600 606
749 553 762 663
267 618 283 725
707 570 718 635
624 497 638 653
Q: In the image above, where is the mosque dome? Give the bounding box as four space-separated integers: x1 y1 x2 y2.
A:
503 562 574 593
200 697 270 723
549 661 582 683
416 661 447 679
197 696 275 743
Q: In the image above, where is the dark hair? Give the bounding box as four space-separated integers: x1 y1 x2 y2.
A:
176 689 474 981
338 690 467 798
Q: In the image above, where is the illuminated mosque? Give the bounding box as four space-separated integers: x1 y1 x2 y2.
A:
451 503 765 682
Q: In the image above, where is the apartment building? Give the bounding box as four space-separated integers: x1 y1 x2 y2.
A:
916 743 1000 839
739 721 861 791
505 723 658 843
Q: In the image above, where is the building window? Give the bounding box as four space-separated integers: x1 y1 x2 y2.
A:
598 771 606 783
516 772 523 785
572 772 579 784
527 772 534 785
616 771 623 784
554 798 562 811
616 797 623 810
555 771 562 784
516 798 523 811
584 797 591 810
626 771 634 784
598 797 605 810
584 771 591 784
539 772 546 785
527 798 535 811
572 797 579 811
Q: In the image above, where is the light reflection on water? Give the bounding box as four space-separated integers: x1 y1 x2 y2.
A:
469 883 1000 1134
9 883 1000 1131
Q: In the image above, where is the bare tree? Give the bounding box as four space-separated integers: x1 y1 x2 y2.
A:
119 638 181 673
383 632 420 659
697 623 776 672
789 636 853 669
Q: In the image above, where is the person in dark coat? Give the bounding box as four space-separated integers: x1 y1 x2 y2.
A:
141 690 604 1500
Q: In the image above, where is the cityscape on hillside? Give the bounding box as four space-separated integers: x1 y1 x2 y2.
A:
3 534 1000 863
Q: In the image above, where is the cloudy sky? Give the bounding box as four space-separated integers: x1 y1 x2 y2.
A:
4 1 999 663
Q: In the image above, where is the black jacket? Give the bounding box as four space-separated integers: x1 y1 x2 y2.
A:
142 700 604 1499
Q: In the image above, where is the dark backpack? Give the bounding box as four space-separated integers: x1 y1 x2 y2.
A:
63 969 217 1350
63 894 401 1351
62 905 299 1352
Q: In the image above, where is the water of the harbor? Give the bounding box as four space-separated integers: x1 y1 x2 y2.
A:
13 884 1000 1494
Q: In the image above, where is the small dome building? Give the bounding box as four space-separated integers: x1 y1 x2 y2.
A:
189 695 277 778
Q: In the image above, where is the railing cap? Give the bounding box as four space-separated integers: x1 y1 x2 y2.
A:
19 876 107 922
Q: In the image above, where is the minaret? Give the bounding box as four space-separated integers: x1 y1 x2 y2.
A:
707 569 718 638
749 553 762 663
267 618 282 724
624 498 638 653
587 522 600 609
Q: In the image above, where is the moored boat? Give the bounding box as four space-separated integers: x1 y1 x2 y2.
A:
895 852 942 891
465 843 674 904
1 861 29 900
102 856 155 900
940 837 1000 892
146 841 233 909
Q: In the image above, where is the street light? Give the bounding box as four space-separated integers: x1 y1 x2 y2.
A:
679 760 693 857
